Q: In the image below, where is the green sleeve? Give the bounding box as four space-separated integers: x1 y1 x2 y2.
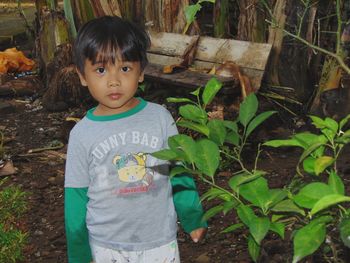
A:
171 173 208 233
64 188 92 263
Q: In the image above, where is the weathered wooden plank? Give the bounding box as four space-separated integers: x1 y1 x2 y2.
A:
144 63 239 93
147 53 265 91
148 31 272 70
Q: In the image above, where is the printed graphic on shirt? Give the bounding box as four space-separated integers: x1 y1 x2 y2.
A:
112 153 154 195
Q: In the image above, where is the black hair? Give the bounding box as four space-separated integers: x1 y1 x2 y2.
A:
73 16 151 75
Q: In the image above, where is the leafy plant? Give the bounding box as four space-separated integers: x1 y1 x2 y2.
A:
0 223 27 263
152 77 292 262
0 179 28 263
0 182 28 224
183 0 215 34
265 114 350 262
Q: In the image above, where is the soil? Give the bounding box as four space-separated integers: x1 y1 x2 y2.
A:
1 83 350 263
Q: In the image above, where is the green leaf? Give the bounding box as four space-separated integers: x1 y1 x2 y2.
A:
339 217 350 248
225 131 240 146
314 156 334 175
302 156 316 175
270 222 285 239
239 177 270 209
310 115 326 129
299 142 326 165
239 93 258 127
179 104 207 124
190 87 201 96
168 135 197 164
311 194 350 215
194 139 220 177
339 114 350 129
228 171 265 192
151 149 178 160
248 234 260 262
294 133 326 150
199 0 216 3
328 170 345 195
169 166 191 177
263 138 303 148
267 189 288 208
293 182 333 209
201 188 228 202
222 200 238 214
223 120 238 132
202 77 222 106
177 119 210 136
324 117 338 133
167 97 194 104
208 119 227 146
249 217 270 244
184 3 201 24
221 223 244 234
335 130 350 144
292 220 327 263
202 205 223 221
246 111 276 138
271 199 305 216
237 204 257 226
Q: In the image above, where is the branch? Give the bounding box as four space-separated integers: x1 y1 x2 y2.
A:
266 19 350 75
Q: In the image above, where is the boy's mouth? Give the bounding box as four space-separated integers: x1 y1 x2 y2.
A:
108 93 122 100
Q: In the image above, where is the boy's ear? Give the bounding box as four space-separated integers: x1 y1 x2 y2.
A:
76 67 88 86
138 71 144 83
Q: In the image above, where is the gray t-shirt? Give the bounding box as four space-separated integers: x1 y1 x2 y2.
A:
64 99 179 251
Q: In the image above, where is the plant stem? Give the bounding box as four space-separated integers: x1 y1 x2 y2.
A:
199 174 243 205
266 19 350 75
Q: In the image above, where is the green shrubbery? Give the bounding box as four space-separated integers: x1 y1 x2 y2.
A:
152 78 350 262
0 179 28 263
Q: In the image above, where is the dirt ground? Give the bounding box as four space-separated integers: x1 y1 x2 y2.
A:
1 82 350 263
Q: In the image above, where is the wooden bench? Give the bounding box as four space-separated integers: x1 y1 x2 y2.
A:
144 31 272 94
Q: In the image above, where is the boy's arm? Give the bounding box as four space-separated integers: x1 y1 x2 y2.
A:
64 187 92 263
171 173 208 234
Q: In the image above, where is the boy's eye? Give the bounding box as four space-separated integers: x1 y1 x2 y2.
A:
96 67 106 74
121 66 130 72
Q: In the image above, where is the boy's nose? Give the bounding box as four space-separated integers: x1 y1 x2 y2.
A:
108 79 120 87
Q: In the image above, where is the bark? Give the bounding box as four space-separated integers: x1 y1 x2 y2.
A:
72 0 94 30
38 11 71 68
311 25 349 113
266 0 287 86
213 0 230 38
143 0 198 34
237 0 267 42
89 0 122 17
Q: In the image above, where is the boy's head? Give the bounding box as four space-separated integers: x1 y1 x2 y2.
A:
73 16 150 75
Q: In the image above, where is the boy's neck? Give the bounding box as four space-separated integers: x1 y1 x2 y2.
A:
87 97 147 121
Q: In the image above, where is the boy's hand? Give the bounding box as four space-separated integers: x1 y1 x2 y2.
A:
190 227 207 243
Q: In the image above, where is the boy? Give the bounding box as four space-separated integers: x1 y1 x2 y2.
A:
64 16 207 263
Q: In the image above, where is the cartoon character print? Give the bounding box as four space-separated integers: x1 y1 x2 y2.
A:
112 153 153 186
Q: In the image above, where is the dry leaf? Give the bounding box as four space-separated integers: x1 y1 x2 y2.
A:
0 48 35 73
0 160 17 177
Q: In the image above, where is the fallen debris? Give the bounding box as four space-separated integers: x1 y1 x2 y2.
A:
0 159 17 177
0 47 35 73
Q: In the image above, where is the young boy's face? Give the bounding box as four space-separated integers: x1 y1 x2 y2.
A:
77 56 144 116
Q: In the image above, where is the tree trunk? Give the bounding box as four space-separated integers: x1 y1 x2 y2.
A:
143 0 198 34
266 0 287 86
89 0 122 17
213 0 230 38
237 0 267 42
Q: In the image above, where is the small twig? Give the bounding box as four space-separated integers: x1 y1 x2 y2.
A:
27 142 64 154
